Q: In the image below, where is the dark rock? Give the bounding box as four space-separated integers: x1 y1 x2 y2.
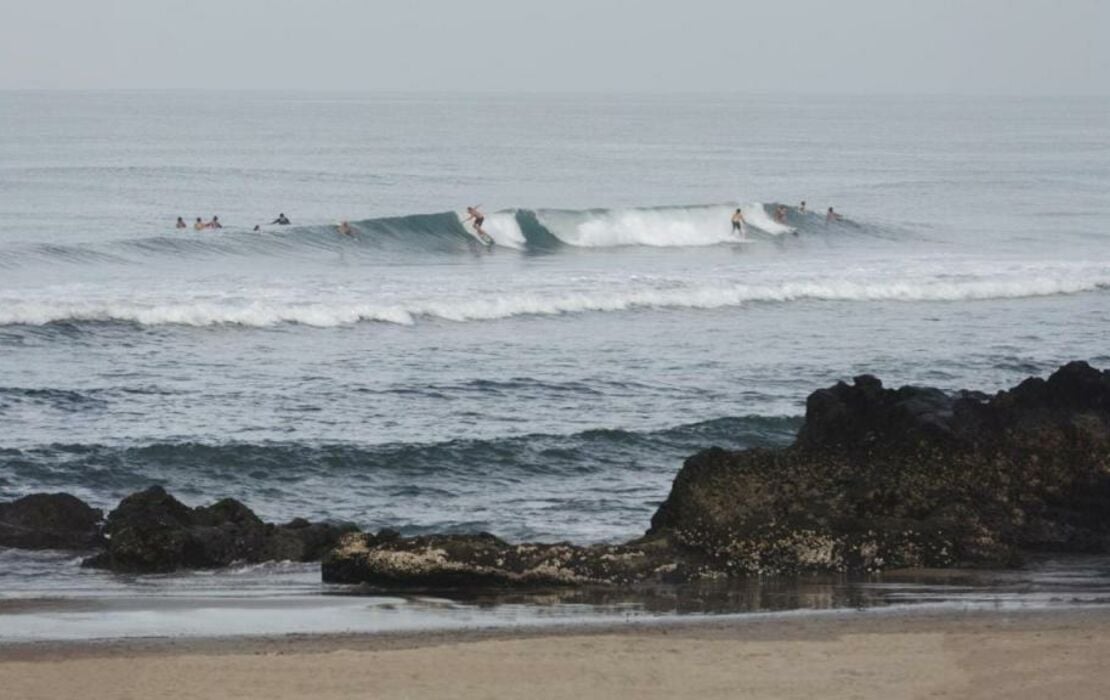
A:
322 361 1110 587
83 486 355 572
0 493 103 550
322 530 704 588
650 361 1110 574
263 519 360 562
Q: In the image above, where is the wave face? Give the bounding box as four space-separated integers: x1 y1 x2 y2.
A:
0 416 800 542
0 203 840 268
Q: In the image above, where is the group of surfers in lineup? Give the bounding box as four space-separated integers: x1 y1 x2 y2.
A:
172 206 493 244
730 201 842 238
176 213 292 232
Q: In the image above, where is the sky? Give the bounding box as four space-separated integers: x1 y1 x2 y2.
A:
1 0 1107 94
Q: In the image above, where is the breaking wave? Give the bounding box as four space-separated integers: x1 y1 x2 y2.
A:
0 203 841 267
2 274 1107 328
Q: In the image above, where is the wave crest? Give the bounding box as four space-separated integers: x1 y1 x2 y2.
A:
2 274 1106 328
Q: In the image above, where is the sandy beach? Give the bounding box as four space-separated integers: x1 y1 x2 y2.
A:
3 607 1109 699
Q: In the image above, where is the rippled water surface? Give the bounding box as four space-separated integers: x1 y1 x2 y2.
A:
2 93 1109 620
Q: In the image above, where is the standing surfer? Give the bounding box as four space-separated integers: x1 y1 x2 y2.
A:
731 208 747 239
463 206 492 244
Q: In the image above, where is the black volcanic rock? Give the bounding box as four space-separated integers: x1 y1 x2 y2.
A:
649 361 1110 574
0 493 103 550
83 486 356 572
322 530 703 588
323 361 1110 588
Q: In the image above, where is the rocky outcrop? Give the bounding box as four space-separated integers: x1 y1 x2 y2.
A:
321 530 707 587
650 361 1110 574
0 493 103 550
323 361 1110 587
82 486 356 573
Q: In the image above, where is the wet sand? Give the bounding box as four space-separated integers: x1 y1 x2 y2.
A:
3 607 1109 699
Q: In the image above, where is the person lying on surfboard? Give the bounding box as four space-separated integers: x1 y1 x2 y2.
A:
463 206 492 244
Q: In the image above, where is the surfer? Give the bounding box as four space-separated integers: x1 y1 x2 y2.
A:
175 216 187 229
207 215 222 229
463 206 492 244
193 217 205 231
826 206 841 224
731 209 747 239
774 205 788 223
799 201 807 214
271 213 291 225
337 221 353 236
253 224 261 232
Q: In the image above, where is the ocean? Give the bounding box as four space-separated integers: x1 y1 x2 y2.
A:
1 91 1109 638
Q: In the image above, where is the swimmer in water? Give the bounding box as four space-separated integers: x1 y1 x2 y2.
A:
193 217 205 231
463 206 492 244
337 221 353 236
826 206 841 224
730 208 747 239
207 215 222 229
175 216 187 229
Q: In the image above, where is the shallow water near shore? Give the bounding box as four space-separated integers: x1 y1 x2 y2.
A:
2 92 1110 632
2 550 1109 642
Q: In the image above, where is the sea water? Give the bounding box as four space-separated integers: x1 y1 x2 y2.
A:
1 92 1109 633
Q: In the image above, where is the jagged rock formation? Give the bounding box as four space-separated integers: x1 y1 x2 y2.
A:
325 361 1110 586
82 486 357 572
0 493 103 550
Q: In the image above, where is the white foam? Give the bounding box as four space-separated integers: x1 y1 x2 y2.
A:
2 273 1106 328
741 203 796 236
456 210 525 249
537 206 740 247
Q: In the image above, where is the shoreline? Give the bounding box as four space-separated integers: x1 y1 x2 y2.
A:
3 606 1109 699
4 604 1108 658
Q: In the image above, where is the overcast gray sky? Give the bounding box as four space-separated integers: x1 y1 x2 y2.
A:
1 0 1107 94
